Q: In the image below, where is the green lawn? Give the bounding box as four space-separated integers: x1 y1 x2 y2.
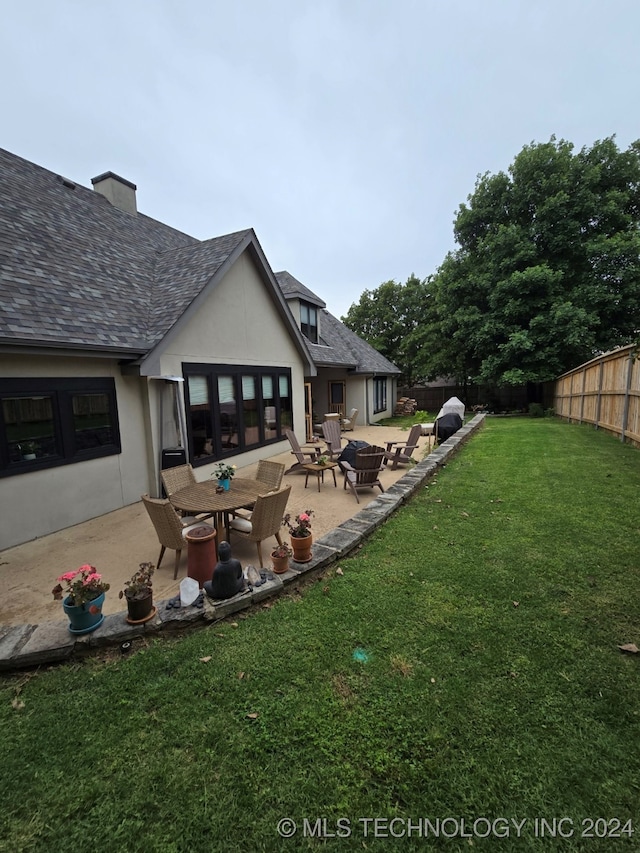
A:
2 417 640 852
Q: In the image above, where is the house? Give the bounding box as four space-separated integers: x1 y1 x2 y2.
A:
275 271 401 439
0 149 317 549
0 148 399 550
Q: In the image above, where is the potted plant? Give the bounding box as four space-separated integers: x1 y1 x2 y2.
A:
211 461 237 491
283 509 314 563
271 542 293 574
52 564 110 634
119 561 155 624
315 455 329 466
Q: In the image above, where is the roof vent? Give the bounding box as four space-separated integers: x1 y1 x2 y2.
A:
57 175 76 189
91 171 137 214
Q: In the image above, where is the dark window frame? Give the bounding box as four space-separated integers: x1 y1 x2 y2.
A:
0 377 121 477
300 301 318 343
183 363 293 467
373 377 387 414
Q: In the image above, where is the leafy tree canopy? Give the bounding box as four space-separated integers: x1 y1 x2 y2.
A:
341 275 429 385
421 136 640 385
344 137 640 389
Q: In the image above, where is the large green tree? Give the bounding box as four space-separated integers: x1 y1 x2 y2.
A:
419 136 640 385
341 274 430 385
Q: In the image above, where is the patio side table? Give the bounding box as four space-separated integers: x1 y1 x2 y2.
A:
302 460 338 492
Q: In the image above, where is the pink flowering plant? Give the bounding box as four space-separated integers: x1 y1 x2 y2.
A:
282 509 314 538
52 564 110 607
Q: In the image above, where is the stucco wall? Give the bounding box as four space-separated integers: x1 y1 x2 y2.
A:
149 252 307 476
1 253 309 549
0 356 151 549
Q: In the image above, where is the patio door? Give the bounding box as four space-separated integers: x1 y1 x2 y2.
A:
328 381 346 418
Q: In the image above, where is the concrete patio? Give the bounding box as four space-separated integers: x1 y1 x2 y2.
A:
0 416 484 670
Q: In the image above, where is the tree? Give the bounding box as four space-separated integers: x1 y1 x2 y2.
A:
341 275 430 385
420 136 640 386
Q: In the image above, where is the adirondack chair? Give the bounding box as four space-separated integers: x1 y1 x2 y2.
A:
341 445 386 504
284 429 321 473
321 418 344 460
383 424 422 469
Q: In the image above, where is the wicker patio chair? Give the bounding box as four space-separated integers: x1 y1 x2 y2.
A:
141 494 214 579
161 463 214 521
228 485 291 568
233 459 286 519
160 463 196 496
256 459 285 491
341 445 386 504
383 424 422 469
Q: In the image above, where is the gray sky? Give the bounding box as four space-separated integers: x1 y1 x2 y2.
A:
2 0 639 319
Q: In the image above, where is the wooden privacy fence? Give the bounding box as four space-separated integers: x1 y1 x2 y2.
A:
554 344 640 448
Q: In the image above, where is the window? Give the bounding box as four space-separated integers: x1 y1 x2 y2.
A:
300 301 318 343
373 377 387 414
0 378 120 476
183 364 292 464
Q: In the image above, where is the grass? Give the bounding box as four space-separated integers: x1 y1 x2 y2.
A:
1 417 640 851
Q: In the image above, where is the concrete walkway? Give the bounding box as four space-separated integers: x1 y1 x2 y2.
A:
0 416 484 671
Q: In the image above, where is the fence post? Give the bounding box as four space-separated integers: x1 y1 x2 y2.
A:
621 352 634 443
579 368 587 424
595 359 604 431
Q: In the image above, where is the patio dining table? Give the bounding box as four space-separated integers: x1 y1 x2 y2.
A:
169 477 271 546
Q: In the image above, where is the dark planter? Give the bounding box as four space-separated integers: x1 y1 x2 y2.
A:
125 589 154 624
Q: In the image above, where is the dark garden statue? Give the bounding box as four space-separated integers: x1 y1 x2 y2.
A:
203 541 244 600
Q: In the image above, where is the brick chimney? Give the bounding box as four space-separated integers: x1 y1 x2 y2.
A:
91 171 137 214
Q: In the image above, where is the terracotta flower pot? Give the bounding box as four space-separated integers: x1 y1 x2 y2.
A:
290 533 312 563
271 553 290 574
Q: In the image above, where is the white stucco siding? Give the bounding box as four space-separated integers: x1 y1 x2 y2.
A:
0 355 150 549
152 252 308 469
158 254 301 369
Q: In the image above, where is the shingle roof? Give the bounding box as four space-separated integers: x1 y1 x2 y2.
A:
274 271 400 375
0 148 252 353
274 270 325 308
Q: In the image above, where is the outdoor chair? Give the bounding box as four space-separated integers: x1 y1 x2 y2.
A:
234 459 285 518
228 485 291 568
340 407 359 432
383 424 422 469
321 418 345 460
256 459 285 491
160 463 196 497
141 494 214 579
161 463 213 521
341 445 386 504
284 428 321 473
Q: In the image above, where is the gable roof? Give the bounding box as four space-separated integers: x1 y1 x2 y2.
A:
274 271 401 376
0 149 314 373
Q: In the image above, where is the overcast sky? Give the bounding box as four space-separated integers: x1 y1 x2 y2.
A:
2 0 639 319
